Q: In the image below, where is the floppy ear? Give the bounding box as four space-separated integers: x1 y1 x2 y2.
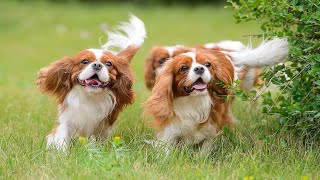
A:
144 46 157 90
117 45 139 63
37 57 74 103
145 65 174 126
209 59 235 103
111 60 134 106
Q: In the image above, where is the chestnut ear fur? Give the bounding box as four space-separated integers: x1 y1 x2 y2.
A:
207 53 235 104
144 65 174 127
117 45 139 63
144 46 158 90
111 59 135 106
37 57 74 103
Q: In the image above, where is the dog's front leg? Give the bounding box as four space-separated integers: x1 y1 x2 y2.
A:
199 138 215 156
155 126 180 156
46 123 72 152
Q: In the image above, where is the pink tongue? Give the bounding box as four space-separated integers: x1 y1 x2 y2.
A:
193 83 207 90
85 79 101 86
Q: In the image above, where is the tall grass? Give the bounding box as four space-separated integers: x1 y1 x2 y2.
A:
0 1 319 179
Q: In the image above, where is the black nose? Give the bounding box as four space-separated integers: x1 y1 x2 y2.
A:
194 66 204 75
92 62 102 71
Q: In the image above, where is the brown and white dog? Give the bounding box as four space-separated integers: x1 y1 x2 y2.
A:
144 45 191 90
145 38 288 154
144 41 264 91
37 15 146 151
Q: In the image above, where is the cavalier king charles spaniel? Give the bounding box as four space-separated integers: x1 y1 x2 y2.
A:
145 38 288 154
37 15 146 152
144 40 265 91
144 45 191 90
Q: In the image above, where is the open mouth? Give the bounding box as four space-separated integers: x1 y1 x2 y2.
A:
184 78 208 93
77 74 109 88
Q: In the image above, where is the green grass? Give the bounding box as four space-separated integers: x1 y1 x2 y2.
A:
0 1 319 179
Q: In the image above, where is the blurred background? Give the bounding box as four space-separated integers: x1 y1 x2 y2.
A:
0 0 259 95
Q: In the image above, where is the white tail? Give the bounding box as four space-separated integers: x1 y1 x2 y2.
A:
102 14 147 54
204 40 246 52
228 38 289 68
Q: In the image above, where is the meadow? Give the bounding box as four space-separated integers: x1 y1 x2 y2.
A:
0 1 319 179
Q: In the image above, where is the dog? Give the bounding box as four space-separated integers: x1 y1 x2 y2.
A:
37 15 146 152
144 45 190 90
145 38 288 154
144 41 264 91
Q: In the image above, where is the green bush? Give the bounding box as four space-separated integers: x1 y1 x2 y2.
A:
228 0 320 139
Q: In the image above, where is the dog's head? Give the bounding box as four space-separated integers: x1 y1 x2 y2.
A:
144 45 191 90
145 51 235 123
37 47 136 103
37 15 146 104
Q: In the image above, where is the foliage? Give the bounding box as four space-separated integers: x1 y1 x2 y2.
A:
228 0 320 139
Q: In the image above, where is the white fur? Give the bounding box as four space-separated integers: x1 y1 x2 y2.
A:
164 46 176 57
239 68 257 91
78 49 109 84
102 14 147 54
78 62 109 83
47 123 70 152
183 52 211 89
47 86 116 150
228 38 289 68
156 93 217 152
204 40 246 52
87 48 103 61
181 52 196 61
164 45 184 57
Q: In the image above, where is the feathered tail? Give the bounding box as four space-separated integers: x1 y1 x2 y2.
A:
102 14 147 54
227 38 289 68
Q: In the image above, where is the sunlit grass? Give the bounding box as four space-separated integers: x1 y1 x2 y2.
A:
0 1 319 179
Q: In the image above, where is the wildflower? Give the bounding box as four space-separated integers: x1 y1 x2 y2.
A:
243 176 253 180
114 136 121 143
302 176 308 180
79 136 86 144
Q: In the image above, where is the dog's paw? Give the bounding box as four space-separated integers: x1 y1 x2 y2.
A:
46 134 69 153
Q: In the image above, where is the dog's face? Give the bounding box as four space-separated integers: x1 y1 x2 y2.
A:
37 47 136 103
169 52 212 97
164 52 235 97
75 49 127 94
145 51 235 122
144 46 191 90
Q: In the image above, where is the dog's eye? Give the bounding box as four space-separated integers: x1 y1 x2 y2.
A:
81 59 89 64
204 62 211 67
105 61 113 66
180 65 189 72
158 59 165 65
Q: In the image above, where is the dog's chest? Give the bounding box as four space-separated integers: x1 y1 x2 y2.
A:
171 93 217 144
59 86 115 136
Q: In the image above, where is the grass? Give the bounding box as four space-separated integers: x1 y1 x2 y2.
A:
0 1 319 179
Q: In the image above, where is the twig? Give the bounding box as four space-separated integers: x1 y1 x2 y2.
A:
253 71 282 101
267 63 311 113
